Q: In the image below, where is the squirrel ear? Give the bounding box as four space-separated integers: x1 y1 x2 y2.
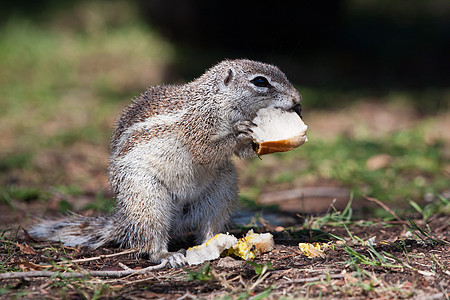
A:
224 68 234 86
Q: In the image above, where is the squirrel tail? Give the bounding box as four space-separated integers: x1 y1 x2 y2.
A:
29 214 117 249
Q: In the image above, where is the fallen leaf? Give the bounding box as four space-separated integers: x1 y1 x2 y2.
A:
16 242 36 255
14 261 49 271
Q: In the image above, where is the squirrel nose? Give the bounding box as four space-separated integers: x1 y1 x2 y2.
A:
294 90 302 104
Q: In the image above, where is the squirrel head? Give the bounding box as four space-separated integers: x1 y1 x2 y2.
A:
196 59 302 120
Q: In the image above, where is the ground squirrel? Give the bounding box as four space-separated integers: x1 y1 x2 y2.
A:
30 59 302 267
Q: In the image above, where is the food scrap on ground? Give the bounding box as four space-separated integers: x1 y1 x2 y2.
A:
298 242 329 259
185 231 274 265
227 230 275 260
185 233 238 266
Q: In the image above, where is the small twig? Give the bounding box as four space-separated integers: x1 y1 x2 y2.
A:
363 195 405 224
176 293 196 300
118 262 132 270
278 273 345 285
273 268 342 274
57 248 138 265
120 272 161 285
278 253 298 260
0 259 168 280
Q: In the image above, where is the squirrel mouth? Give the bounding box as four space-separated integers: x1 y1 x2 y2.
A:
290 104 303 119
273 104 303 119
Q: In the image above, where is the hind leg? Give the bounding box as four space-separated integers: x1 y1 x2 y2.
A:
112 171 187 267
175 162 238 245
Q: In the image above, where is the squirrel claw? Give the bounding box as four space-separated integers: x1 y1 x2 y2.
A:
167 252 188 268
235 120 255 134
234 120 255 142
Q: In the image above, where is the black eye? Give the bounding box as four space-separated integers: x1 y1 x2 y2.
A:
251 76 271 88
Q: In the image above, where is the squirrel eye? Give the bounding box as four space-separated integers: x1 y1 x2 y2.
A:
251 76 271 88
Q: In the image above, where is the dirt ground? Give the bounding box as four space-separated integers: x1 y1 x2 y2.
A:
0 211 449 299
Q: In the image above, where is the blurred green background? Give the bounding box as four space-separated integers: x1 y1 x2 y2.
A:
0 0 449 221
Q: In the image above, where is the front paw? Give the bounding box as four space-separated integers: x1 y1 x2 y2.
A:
160 250 187 268
234 120 256 142
167 252 187 268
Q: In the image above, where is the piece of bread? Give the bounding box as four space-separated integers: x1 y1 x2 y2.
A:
227 230 275 260
185 233 238 265
251 107 308 156
185 231 275 265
